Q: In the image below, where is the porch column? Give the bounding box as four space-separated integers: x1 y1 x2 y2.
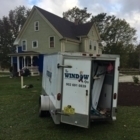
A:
27 57 29 68
23 56 26 67
30 55 33 66
30 55 33 76
17 56 20 73
11 56 13 66
22 57 24 68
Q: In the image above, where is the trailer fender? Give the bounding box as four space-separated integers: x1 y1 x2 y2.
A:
39 95 50 117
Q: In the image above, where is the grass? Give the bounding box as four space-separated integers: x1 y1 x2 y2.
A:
0 77 140 140
0 72 10 76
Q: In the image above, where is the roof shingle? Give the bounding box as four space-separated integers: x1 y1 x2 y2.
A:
35 6 93 40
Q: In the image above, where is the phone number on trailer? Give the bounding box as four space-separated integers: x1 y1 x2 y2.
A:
66 83 86 88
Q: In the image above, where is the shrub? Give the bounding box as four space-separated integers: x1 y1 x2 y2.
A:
132 76 139 84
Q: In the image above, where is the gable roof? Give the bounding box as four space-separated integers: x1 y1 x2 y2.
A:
35 6 93 40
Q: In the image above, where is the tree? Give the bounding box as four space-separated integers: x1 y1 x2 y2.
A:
63 6 91 24
0 6 31 68
91 13 137 46
0 17 13 68
103 42 136 68
9 6 31 39
91 13 137 68
132 44 140 69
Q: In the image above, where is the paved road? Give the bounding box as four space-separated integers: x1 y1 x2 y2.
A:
119 75 140 82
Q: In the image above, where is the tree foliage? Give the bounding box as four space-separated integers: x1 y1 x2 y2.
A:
91 13 137 68
63 6 91 24
9 6 31 39
0 17 13 68
91 13 137 45
130 44 140 69
0 6 31 68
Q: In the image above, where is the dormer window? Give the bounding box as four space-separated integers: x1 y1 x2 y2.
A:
34 21 39 31
49 37 55 48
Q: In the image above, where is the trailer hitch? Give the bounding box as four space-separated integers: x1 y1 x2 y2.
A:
57 63 72 68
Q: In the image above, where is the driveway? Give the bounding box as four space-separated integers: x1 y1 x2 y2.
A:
119 75 140 82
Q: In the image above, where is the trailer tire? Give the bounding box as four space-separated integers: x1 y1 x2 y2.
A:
39 110 50 117
39 96 50 117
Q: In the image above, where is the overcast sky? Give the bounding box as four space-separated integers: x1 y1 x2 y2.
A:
1 0 140 42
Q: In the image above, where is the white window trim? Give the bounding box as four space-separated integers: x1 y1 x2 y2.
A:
93 41 97 51
49 36 55 48
16 46 18 53
34 21 39 31
32 40 38 48
21 40 27 51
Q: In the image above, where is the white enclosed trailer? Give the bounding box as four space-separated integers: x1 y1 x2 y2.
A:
39 52 120 128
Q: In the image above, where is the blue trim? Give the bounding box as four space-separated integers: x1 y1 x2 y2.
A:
19 57 22 69
38 54 44 73
18 46 23 53
13 57 17 63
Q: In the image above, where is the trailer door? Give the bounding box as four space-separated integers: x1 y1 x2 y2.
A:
61 59 91 128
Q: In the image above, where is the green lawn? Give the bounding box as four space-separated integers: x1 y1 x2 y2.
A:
0 77 140 140
0 72 10 76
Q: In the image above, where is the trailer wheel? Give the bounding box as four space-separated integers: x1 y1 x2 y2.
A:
39 96 50 117
39 109 50 117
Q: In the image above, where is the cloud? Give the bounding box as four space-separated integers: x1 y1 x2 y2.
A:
37 0 81 17
0 0 31 18
119 0 140 14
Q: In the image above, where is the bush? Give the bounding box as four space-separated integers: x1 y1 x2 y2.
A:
132 76 139 84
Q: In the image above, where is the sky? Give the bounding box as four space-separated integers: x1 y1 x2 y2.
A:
1 0 140 43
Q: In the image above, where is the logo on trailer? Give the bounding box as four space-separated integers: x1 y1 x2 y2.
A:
79 71 84 82
46 70 52 83
64 69 89 83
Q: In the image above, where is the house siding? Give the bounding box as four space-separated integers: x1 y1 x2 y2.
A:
19 10 61 54
65 42 80 52
86 25 100 53
88 26 99 40
80 38 86 52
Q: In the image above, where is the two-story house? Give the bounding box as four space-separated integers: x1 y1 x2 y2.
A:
9 6 102 76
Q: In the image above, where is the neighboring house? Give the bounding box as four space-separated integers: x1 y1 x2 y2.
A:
9 6 102 76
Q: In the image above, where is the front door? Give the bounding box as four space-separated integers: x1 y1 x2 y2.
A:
61 58 91 128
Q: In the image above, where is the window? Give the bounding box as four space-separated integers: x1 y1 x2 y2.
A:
34 21 39 31
49 37 55 48
22 40 27 51
32 41 38 48
89 41 92 50
93 42 96 51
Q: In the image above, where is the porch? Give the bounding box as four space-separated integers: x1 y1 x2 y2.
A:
9 51 44 76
